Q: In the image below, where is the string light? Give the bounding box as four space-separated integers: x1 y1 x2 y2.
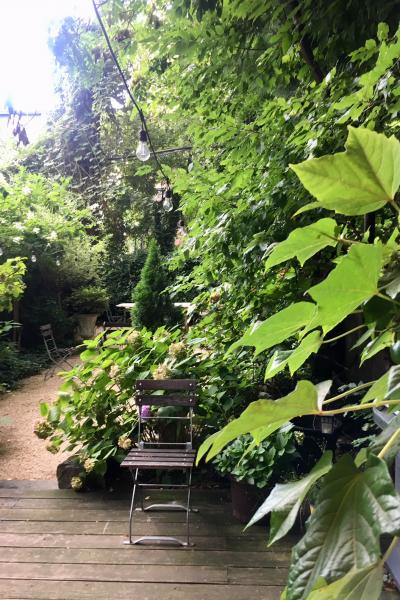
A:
136 129 151 162
92 0 173 203
162 189 173 212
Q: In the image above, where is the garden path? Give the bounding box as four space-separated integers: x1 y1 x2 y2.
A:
0 361 79 480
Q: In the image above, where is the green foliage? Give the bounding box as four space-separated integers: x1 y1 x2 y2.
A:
197 380 320 463
230 303 317 356
213 429 297 489
7 2 400 594
197 127 400 597
131 240 175 330
59 238 105 289
246 451 333 544
67 285 109 314
291 127 400 215
0 169 100 346
307 563 384 600
37 325 261 478
265 218 339 270
0 257 26 312
103 248 146 305
287 455 400 599
0 344 49 391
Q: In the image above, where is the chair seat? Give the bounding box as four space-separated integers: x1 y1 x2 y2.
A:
122 448 196 470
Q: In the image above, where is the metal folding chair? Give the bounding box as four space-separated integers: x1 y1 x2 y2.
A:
40 324 75 379
121 379 198 547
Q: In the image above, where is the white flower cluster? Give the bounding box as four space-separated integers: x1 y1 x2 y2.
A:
125 398 136 413
126 330 141 346
118 435 132 450
168 341 186 358
71 476 83 491
83 458 96 473
109 364 120 379
153 363 170 380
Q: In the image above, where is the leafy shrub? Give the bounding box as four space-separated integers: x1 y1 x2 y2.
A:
131 240 176 330
36 325 261 482
0 258 26 312
22 296 75 347
0 341 49 391
213 429 297 489
67 285 109 314
103 248 147 305
59 238 105 289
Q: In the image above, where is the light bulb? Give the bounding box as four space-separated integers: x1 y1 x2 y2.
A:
31 254 37 263
163 189 173 212
136 129 150 162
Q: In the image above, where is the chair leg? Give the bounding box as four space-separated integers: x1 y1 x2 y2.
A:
125 468 139 545
125 468 195 547
44 363 56 380
186 468 193 546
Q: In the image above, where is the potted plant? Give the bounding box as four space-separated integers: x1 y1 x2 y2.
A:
213 427 298 523
67 285 109 339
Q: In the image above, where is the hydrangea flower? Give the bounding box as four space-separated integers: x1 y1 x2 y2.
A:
71 476 83 490
127 330 141 346
83 458 96 473
118 435 132 450
168 341 186 359
153 363 170 380
46 442 59 454
109 364 120 379
33 419 53 440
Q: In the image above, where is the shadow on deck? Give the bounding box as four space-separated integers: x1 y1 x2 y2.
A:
0 481 293 599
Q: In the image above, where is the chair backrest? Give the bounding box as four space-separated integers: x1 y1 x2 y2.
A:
135 379 198 449
40 324 59 361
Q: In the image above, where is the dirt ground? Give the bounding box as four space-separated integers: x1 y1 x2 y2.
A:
0 360 79 480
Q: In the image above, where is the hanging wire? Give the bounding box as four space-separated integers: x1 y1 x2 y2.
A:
92 0 170 185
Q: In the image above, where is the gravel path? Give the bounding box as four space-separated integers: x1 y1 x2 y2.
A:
0 362 78 480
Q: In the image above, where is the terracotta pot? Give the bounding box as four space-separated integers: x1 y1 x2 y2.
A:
230 477 270 524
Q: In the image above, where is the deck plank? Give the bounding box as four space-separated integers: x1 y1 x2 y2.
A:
0 546 291 567
0 531 290 552
0 486 294 599
0 580 283 600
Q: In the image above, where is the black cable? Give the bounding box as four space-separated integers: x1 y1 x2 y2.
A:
92 0 170 185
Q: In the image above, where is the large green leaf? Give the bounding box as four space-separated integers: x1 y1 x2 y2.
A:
230 302 317 355
306 243 383 334
264 332 322 380
360 330 394 364
246 451 332 544
196 380 319 463
368 413 400 466
265 350 292 379
307 563 383 600
286 454 400 599
361 365 400 403
290 127 400 216
265 218 338 270
288 331 322 375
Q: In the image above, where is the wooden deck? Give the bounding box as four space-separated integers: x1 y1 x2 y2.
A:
0 482 293 599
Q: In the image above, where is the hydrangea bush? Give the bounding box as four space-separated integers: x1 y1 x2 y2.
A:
35 324 259 484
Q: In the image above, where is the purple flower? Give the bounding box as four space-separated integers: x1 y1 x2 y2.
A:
140 405 151 420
